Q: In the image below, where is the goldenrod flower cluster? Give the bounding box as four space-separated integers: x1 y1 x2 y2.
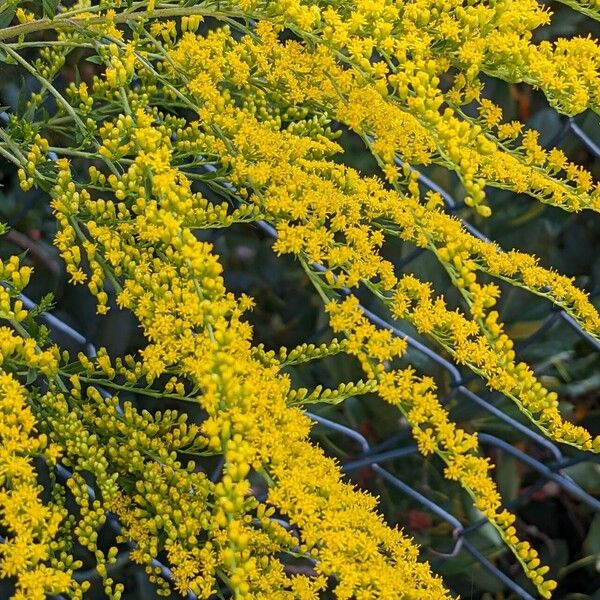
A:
0 285 85 599
0 0 598 598
326 296 558 596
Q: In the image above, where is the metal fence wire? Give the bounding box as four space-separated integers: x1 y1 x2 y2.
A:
2 110 600 600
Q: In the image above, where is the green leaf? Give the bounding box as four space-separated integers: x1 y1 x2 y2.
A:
564 462 600 495
16 75 28 113
496 454 519 501
0 47 15 64
26 367 38 385
86 55 104 65
42 0 59 19
584 514 600 556
0 9 15 29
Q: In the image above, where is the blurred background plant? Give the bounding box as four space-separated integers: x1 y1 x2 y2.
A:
0 1 599 598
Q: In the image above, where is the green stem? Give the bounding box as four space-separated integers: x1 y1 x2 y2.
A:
0 42 88 135
0 144 21 167
9 317 31 341
0 6 246 42
299 256 332 305
74 374 199 403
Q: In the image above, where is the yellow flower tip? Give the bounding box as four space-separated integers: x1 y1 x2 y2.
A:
476 204 492 218
16 8 35 24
